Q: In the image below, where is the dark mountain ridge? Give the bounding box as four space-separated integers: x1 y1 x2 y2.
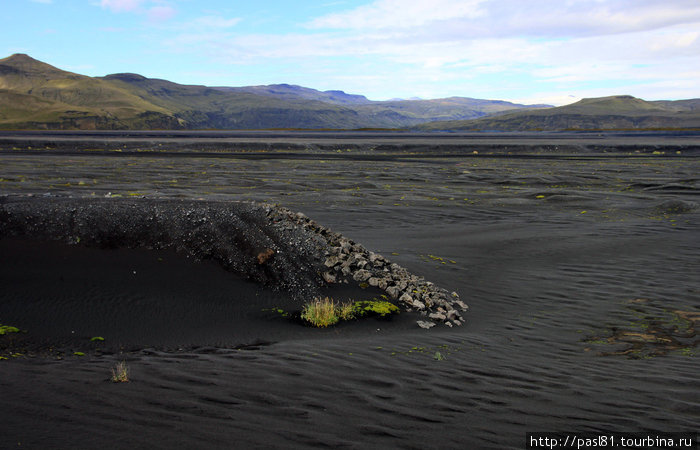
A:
214 84 373 105
0 53 549 130
416 95 700 131
3 54 697 131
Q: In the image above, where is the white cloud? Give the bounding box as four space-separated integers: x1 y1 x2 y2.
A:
148 5 176 22
100 0 177 22
158 0 700 102
255 0 700 74
309 0 486 29
484 0 700 38
649 30 700 51
100 0 144 13
309 0 700 38
160 15 242 51
511 93 580 107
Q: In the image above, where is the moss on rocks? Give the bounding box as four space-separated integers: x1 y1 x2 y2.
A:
352 300 399 318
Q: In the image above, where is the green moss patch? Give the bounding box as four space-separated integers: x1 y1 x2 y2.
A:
0 325 20 335
352 300 399 318
299 298 400 328
262 307 290 318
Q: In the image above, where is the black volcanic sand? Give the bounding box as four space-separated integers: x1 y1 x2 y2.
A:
1 135 699 449
0 197 458 354
0 237 411 353
2 129 700 157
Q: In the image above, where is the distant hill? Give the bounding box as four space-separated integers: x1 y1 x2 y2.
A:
0 54 549 130
0 54 372 130
0 54 181 129
99 73 370 130
351 97 551 127
415 95 700 131
3 55 696 131
649 98 700 112
215 84 373 105
215 86 550 126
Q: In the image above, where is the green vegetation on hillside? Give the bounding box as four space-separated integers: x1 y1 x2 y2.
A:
416 95 700 131
2 55 698 131
0 53 549 130
0 53 180 129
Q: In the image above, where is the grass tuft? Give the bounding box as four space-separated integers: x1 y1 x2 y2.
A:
301 298 399 327
338 302 355 321
301 297 339 327
111 361 130 383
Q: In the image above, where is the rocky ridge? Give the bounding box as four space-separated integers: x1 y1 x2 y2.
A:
267 206 468 328
0 196 467 329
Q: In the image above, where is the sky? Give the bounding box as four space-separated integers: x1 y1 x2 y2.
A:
3 0 700 105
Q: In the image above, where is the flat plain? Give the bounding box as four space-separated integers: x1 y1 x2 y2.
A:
0 131 698 449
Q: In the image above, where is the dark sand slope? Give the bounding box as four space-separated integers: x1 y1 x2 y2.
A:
0 136 699 448
0 198 465 353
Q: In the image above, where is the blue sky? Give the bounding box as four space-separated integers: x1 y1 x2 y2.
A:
3 0 700 105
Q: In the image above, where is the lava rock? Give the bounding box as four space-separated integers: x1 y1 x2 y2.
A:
417 321 436 329
429 312 447 321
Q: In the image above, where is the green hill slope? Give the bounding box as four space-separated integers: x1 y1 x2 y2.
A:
101 73 369 129
0 54 181 129
0 54 369 130
0 53 551 130
352 97 551 127
217 84 550 126
416 95 700 131
5 54 694 131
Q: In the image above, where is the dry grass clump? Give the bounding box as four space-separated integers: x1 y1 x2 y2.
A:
301 297 340 327
301 297 400 327
301 297 355 327
338 302 355 321
111 361 130 383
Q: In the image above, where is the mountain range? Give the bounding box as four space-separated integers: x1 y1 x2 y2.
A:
416 95 700 131
0 53 547 130
1 53 698 131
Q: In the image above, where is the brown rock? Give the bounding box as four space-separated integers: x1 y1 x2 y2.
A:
429 312 447 321
322 272 336 283
447 310 461 321
256 248 275 264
